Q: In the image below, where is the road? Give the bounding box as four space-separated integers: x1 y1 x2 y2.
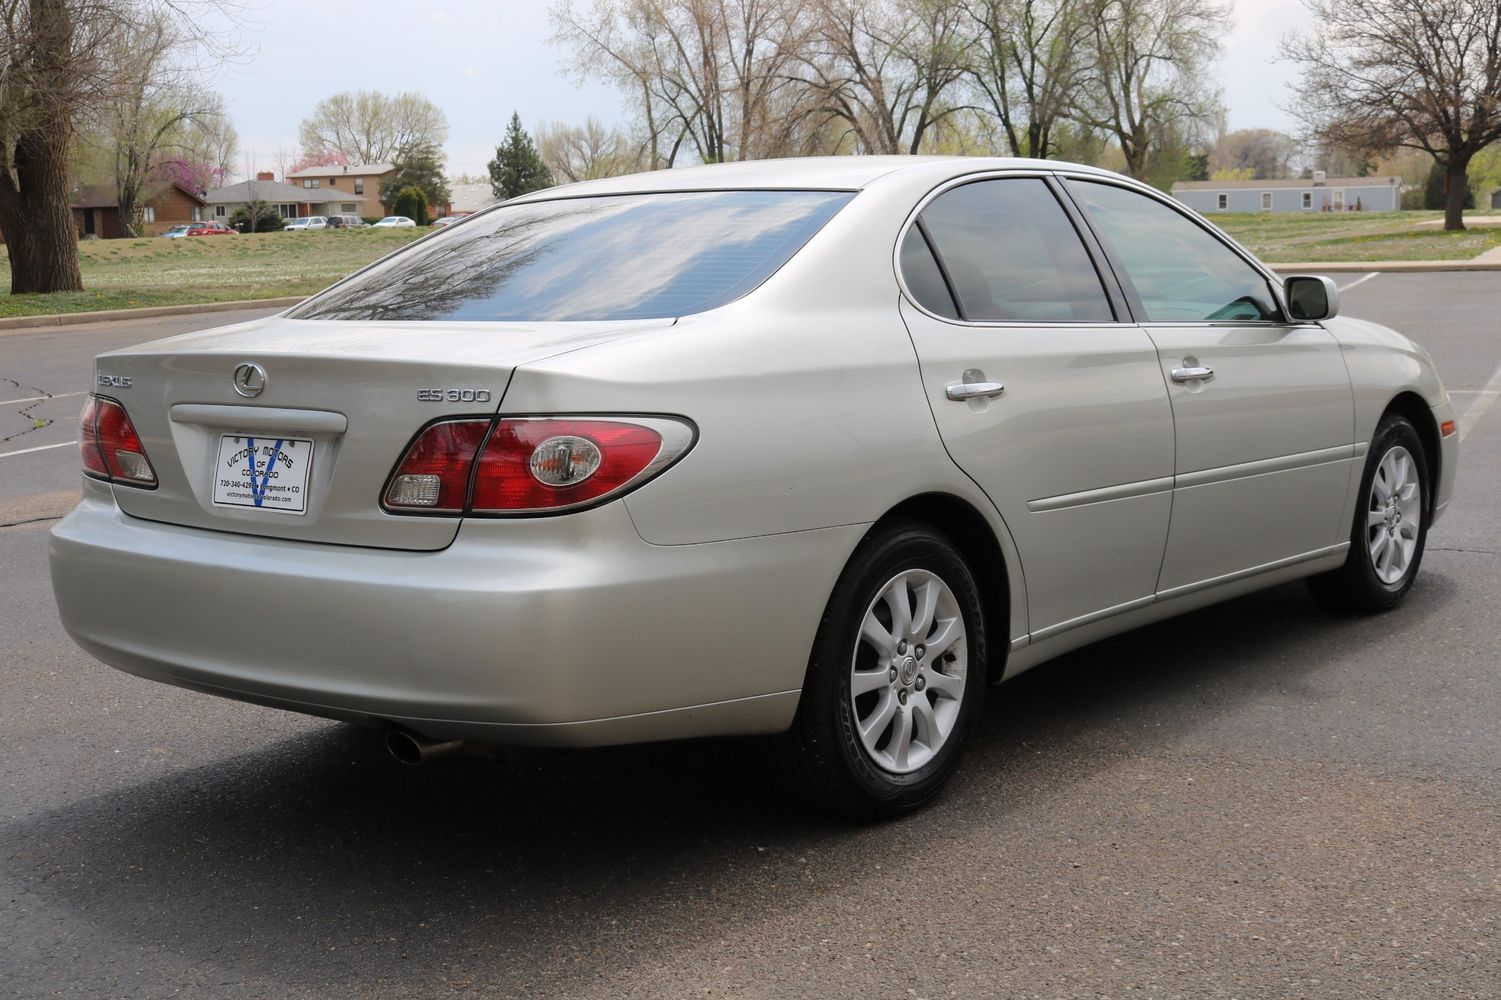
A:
2 278 1498 998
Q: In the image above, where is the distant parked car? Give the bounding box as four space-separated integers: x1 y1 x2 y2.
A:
430 214 472 229
284 217 328 231
326 215 366 229
161 222 236 238
372 216 416 228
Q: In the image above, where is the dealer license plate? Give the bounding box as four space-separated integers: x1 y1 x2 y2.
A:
211 435 314 514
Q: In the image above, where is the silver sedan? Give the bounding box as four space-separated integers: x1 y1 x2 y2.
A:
49 157 1459 816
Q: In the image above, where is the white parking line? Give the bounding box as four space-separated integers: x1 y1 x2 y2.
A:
1337 273 1380 293
0 390 85 407
0 440 76 460
1458 363 1501 442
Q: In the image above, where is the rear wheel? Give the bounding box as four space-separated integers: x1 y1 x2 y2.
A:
778 522 987 818
1308 415 1429 613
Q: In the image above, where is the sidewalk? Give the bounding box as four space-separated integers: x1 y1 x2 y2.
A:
0 296 302 333
1269 255 1501 273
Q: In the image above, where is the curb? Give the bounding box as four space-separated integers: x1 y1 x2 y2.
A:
0 296 303 333
1268 260 1501 273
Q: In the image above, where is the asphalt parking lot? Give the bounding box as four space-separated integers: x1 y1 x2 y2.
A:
2 274 1498 998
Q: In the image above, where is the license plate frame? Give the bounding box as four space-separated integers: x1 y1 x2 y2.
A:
211 434 314 515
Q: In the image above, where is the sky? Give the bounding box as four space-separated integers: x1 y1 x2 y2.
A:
216 0 1314 182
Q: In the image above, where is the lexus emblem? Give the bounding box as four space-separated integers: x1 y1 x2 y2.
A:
232 362 267 398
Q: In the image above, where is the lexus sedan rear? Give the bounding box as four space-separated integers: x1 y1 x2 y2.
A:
51 157 1457 816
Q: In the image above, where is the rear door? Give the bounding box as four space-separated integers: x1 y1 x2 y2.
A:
1064 178 1356 594
898 175 1176 638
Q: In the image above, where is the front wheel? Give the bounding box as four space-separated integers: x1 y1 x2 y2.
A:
1308 415 1430 613
777 522 988 818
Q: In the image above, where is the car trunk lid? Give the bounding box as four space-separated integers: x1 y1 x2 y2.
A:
94 315 669 550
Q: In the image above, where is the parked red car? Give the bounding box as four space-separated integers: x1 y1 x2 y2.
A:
161 221 237 238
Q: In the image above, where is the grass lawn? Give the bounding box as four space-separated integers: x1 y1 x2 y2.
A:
1209 210 1501 262
0 228 426 318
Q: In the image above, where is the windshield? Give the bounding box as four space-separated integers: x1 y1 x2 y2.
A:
289 189 854 322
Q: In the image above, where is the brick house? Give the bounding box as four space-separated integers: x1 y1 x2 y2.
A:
284 163 397 216
69 182 209 238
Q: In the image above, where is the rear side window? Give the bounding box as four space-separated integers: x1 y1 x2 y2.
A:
899 226 959 320
290 190 854 322
908 178 1113 323
1068 180 1280 322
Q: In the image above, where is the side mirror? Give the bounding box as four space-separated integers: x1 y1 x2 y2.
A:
1284 274 1339 321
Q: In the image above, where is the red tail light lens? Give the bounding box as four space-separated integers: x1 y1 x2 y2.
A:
381 415 694 516
382 419 491 511
472 419 669 512
79 397 108 478
81 395 156 487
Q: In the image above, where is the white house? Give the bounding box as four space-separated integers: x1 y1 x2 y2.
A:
1171 172 1403 213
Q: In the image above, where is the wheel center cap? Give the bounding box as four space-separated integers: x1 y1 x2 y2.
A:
898 655 918 686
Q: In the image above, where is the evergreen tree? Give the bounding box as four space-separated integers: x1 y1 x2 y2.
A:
488 112 554 201
384 145 451 214
391 186 430 226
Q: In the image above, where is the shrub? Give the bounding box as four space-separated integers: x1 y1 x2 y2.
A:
228 204 286 233
391 186 429 226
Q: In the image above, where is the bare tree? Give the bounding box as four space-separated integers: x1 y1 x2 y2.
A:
99 14 230 235
963 0 1090 159
1283 0 1501 231
297 90 449 165
1210 128 1299 179
1 0 247 292
0 0 125 291
537 117 647 181
1076 0 1228 180
794 0 972 155
551 0 817 165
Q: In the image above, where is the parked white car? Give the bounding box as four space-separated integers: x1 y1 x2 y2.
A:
372 216 417 228
49 157 1458 817
284 216 327 231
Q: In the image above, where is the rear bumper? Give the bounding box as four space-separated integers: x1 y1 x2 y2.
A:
49 484 862 746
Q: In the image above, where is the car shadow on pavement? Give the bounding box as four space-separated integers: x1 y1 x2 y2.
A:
4 571 1463 996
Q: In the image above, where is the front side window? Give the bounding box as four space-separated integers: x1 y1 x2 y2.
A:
907 177 1112 323
1069 180 1280 323
290 189 854 322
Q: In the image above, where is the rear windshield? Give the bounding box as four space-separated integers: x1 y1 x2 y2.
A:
288 189 854 322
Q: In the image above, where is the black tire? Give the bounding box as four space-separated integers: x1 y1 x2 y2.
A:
1307 415 1430 613
777 521 988 819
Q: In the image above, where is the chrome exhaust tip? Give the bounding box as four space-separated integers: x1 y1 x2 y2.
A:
384 729 464 766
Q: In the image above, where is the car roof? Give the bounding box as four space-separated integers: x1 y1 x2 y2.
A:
508 155 1124 203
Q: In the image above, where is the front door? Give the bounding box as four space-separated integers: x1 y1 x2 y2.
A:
898 176 1176 637
1065 179 1356 594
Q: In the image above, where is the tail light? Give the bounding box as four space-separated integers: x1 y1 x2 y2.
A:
382 416 694 516
80 395 157 487
382 419 490 512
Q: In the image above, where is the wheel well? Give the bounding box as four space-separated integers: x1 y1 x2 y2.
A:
1381 392 1440 511
872 493 1011 683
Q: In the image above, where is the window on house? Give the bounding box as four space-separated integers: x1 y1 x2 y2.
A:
215 205 226 217
342 203 356 212
1216 193 1228 210
1261 192 1272 211
142 206 156 223
354 179 364 195
303 179 319 189
1301 192 1313 209
190 207 201 221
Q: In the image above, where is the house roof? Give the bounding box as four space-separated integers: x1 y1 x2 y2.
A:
286 162 395 179
449 183 499 214
1172 176 1401 191
205 179 314 203
69 182 207 209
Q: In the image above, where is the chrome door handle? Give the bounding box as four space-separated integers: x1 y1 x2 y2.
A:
1170 365 1215 384
946 380 1006 401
